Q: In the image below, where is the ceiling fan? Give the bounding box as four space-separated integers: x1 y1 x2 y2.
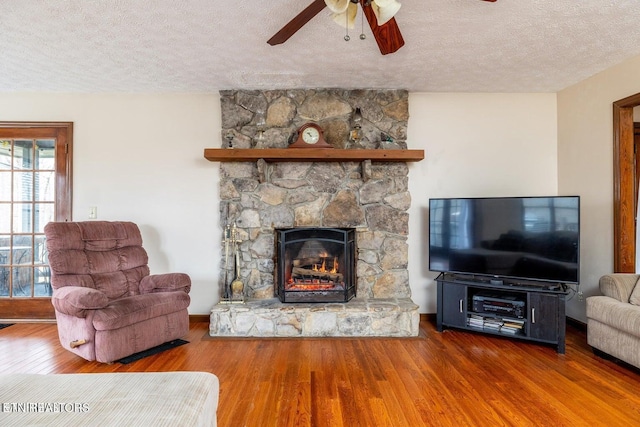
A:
267 0 498 55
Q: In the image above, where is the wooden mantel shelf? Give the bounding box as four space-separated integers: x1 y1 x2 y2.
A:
204 148 424 163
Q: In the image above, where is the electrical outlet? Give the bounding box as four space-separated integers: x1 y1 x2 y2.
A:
89 206 97 219
577 290 584 302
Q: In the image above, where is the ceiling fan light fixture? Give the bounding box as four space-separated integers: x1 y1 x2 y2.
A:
371 0 401 26
329 2 358 29
326 0 400 28
267 0 405 55
325 0 350 13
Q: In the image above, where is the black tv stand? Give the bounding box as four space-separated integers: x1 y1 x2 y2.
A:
436 273 567 353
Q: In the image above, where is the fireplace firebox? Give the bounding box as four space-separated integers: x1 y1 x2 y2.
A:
275 228 356 303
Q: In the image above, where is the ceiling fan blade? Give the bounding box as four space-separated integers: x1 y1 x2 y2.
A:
267 0 327 46
360 0 404 55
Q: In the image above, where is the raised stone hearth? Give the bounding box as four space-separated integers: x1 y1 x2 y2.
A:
210 298 419 337
209 89 420 337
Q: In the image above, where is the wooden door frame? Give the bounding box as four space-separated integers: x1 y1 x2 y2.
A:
613 93 640 272
0 121 73 320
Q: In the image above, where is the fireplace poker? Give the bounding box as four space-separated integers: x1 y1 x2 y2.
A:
231 244 244 300
222 224 230 301
230 222 244 302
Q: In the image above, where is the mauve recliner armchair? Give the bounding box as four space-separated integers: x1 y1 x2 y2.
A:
44 221 191 363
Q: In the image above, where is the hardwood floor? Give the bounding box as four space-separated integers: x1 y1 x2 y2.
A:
1 319 639 426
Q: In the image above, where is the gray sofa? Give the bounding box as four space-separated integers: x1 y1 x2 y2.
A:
586 274 640 369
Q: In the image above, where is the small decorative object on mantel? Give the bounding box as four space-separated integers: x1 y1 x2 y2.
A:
380 132 394 144
349 107 363 148
225 131 234 148
254 113 266 147
289 123 333 149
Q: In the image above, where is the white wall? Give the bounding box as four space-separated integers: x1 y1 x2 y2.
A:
0 92 558 315
0 94 221 314
558 54 640 322
7 74 636 322
407 93 558 313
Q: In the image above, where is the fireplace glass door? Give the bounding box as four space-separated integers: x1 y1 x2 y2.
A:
275 228 355 303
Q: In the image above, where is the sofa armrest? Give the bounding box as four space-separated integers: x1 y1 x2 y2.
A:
586 295 640 339
140 273 191 294
599 274 640 303
51 287 109 318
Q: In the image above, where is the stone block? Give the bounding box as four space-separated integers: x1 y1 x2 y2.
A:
234 312 257 335
254 316 276 335
337 314 371 335
237 209 261 228
365 205 409 235
323 190 365 227
257 184 288 206
304 311 338 336
359 178 395 205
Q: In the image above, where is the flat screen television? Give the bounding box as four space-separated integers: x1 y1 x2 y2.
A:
429 196 580 284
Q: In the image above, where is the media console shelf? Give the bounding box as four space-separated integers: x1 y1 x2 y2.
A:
436 273 567 353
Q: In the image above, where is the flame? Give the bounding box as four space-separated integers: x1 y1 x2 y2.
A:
286 283 336 291
311 257 339 273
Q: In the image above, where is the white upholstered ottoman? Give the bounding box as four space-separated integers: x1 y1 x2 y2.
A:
0 371 219 426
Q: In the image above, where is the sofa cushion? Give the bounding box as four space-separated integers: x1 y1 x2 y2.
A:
630 282 640 305
92 291 190 331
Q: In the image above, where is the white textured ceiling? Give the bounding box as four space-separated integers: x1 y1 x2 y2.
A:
1 0 640 93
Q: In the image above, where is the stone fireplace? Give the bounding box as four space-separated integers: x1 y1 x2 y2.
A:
209 89 421 337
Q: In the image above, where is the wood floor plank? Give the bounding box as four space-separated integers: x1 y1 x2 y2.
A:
1 320 640 426
373 341 432 425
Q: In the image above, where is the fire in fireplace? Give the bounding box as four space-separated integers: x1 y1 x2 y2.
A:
275 228 356 303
